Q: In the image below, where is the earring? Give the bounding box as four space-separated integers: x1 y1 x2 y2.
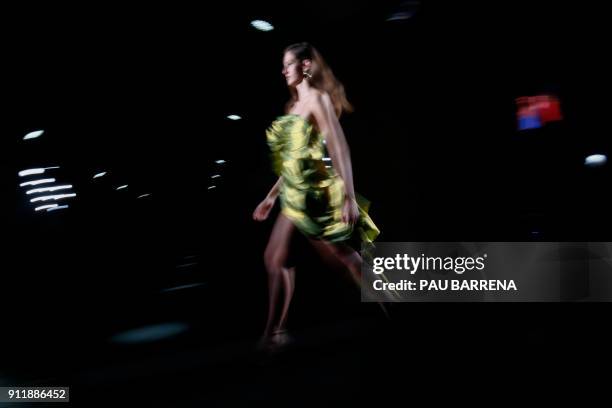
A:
303 69 312 79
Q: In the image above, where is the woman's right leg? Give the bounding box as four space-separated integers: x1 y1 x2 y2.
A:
262 213 296 339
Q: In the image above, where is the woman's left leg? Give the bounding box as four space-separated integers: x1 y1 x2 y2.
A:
308 238 390 317
307 239 362 288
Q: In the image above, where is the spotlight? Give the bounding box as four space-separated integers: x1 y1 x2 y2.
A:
34 204 58 211
30 193 76 203
23 130 44 140
19 168 45 177
20 178 55 187
250 20 274 31
585 154 607 167
26 185 73 195
47 205 69 212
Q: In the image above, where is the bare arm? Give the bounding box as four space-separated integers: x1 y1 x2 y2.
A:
253 176 282 221
267 176 283 200
311 93 356 200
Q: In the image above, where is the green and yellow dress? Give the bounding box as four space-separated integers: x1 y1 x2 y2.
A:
266 114 380 247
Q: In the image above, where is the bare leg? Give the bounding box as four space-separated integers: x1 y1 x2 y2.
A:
308 239 390 318
276 266 296 332
308 239 362 288
262 213 296 341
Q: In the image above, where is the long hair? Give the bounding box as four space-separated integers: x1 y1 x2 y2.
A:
283 42 353 118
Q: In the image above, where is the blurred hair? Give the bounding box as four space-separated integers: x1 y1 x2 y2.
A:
283 42 353 118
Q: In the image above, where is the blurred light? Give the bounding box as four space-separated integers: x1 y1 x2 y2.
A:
227 114 242 120
30 193 76 203
45 166 60 170
34 204 58 211
585 154 607 167
250 20 274 31
387 12 414 21
160 283 206 293
516 95 562 131
322 157 331 162
116 185 128 190
26 185 73 195
23 130 44 140
176 262 198 269
93 172 107 178
109 322 190 344
325 165 331 169
20 178 55 187
208 186 216 190
211 174 221 178
137 193 151 198
386 0 420 21
19 168 45 177
518 114 541 130
215 160 226 164
47 205 69 212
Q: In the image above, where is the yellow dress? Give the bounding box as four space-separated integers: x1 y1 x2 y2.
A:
266 114 380 246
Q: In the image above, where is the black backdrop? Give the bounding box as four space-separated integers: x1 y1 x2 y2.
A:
1 0 611 402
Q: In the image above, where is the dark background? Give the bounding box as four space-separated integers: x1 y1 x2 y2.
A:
1 1 610 404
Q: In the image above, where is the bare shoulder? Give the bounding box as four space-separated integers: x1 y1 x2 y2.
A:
308 89 332 111
315 89 332 103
